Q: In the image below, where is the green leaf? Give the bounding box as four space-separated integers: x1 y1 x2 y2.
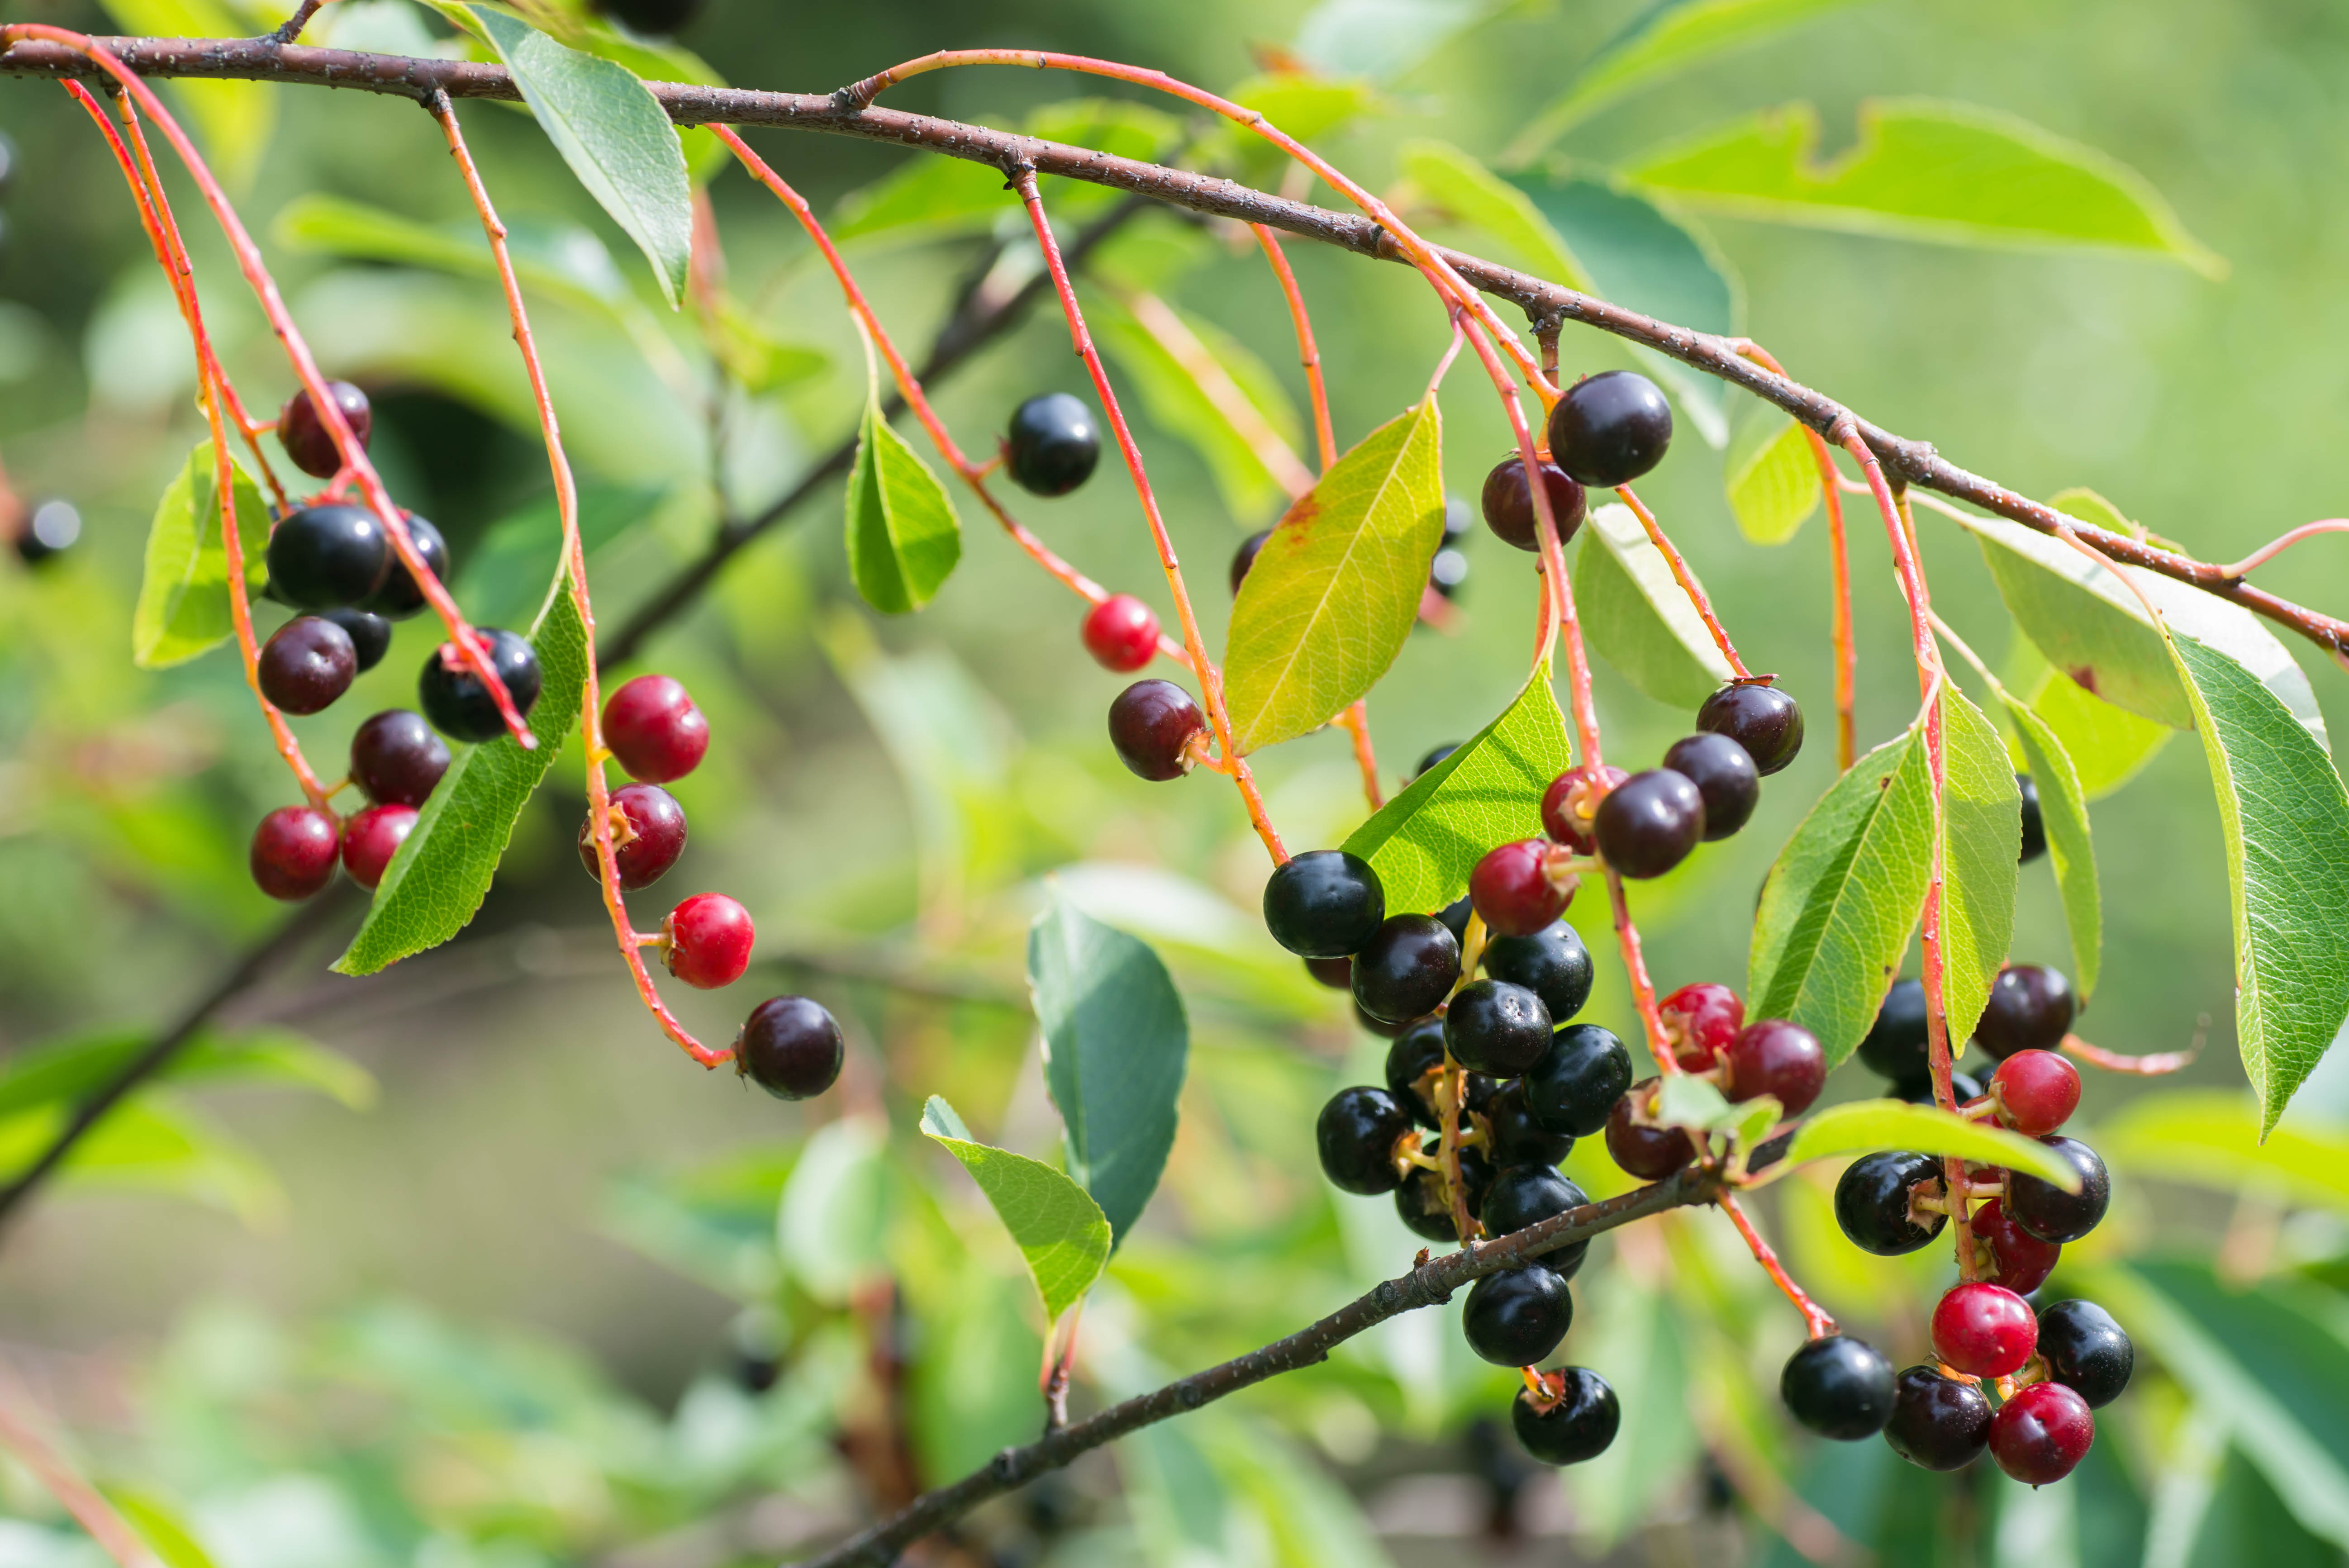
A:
1341 660 1573 914
2002 693 2102 1000
1096 294 1308 521
0 1026 373 1119
1748 722 1933 1067
1624 100 2224 274
2100 1089 2349 1218
844 391 963 615
2007 633 2173 799
274 192 623 309
464 5 694 306
919 1097 1112 1326
1224 399 1446 753
1936 686 2020 1046
778 1117 891 1306
452 482 669 630
834 99 1180 244
1781 1099 2083 1188
0 1093 282 1225
333 592 588 975
96 0 275 190
1577 501 1736 708
1028 887 1189 1250
108 1488 222 1568
1291 0 1498 81
132 440 267 669
1652 1075 1778 1151
1724 414 1821 545
1561 1277 1697 1545
1399 140 1584 287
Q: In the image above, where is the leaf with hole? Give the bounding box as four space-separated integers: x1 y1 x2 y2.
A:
1577 501 1736 708
1936 685 2020 1046
1724 413 1821 545
2002 691 2101 1000
1781 1100 2082 1188
132 439 268 669
844 388 962 616
920 1097 1111 1326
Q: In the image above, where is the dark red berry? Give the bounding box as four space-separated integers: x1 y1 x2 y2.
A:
2006 1136 2110 1244
1724 1019 1825 1116
2035 1300 2132 1408
1485 1080 1573 1167
1513 1369 1619 1465
1992 1050 2080 1136
1445 979 1553 1077
1857 977 1930 1080
1974 965 2076 1060
1483 921 1593 1026
1108 679 1206 780
603 673 709 784
1662 731 1759 841
1658 981 1743 1071
1396 1144 1494 1240
419 629 542 743
1884 1365 1991 1471
580 782 688 891
1526 1024 1631 1138
1781 1335 1895 1440
1262 850 1385 959
277 380 372 479
663 893 754 989
320 608 391 672
1593 768 1703 878
266 503 390 610
1539 763 1626 854
1834 1151 1946 1256
258 615 357 715
362 513 449 621
1351 913 1460 1026
2018 773 2047 864
250 805 339 901
350 709 449 807
340 802 416 889
1478 453 1588 551
1696 682 1804 776
1080 594 1160 673
1462 1264 1572 1365
1317 1085 1414 1195
1546 370 1672 488
1932 1282 2037 1378
1971 1196 2060 1296
1988 1381 2093 1484
736 995 844 1101
1604 1079 1695 1180
1229 529 1270 595
1004 392 1100 497
1469 838 1574 936
1304 955 1352 990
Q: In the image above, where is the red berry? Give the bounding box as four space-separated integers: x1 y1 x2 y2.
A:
1724 1019 1825 1116
1658 982 1743 1071
250 805 340 901
579 783 688 891
664 893 754 989
1604 1079 1695 1180
1988 1381 2094 1485
1108 679 1207 780
1540 764 1626 855
1992 1049 2081 1136
277 380 372 479
340 803 417 890
1971 1196 2061 1296
1080 594 1161 672
1931 1282 2038 1378
602 674 709 784
1469 838 1574 936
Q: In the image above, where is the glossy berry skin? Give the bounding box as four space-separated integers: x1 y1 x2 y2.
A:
1396 1145 1493 1240
1546 370 1672 487
267 504 390 610
362 514 449 620
1478 454 1588 551
1080 594 1161 673
1262 850 1385 959
1659 981 1744 1071
277 380 372 479
1437 894 1474 945
2018 774 2047 864
350 710 449 806
663 893 754 989
1896 1069 1982 1107
1992 1050 2081 1136
1857 977 1931 1080
1988 1381 2094 1485
1469 838 1572 937
1481 1165 1588 1269
1540 762 1626 855
1884 1365 1992 1471
1354 1000 1413 1038
258 615 357 715
1462 1265 1572 1366
1513 1370 1619 1465
1413 742 1459 781
1317 1086 1414 1195
602 673 709 783
1108 679 1206 781
250 805 339 901
2036 1300 2132 1408
1384 1019 1449 1128
1485 1080 1573 1166
1725 1019 1826 1116
2007 1136 2111 1244
1004 392 1100 497
339 803 416 890
1834 1151 1947 1256
1662 731 1760 841
321 608 391 673
580 782 688 891
1932 1282 2038 1378
1304 955 1352 990
1782 1336 1896 1440
419 629 542 743
1351 913 1460 1026
736 995 844 1101
1605 1079 1695 1180
1593 768 1705 879
1527 1025 1633 1137
1975 965 2076 1060
1697 683 1805 776
1229 529 1270 595
1484 922 1593 1027
1446 980 1553 1077
1971 1197 2061 1296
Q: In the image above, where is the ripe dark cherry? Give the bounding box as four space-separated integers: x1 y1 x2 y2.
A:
1485 1080 1573 1167
1384 1019 1449 1128
1481 1164 1587 1241
1992 1050 2081 1136
277 379 372 479
1781 1335 1896 1440
1724 1019 1826 1116
1932 1282 2037 1378
1484 921 1593 1027
2006 1135 2110 1244
1895 1069 1982 1107
1884 1365 1991 1471
736 995 844 1101
663 893 754 989
1262 849 1386 959
1605 1079 1695 1180
1658 981 1743 1071
350 709 449 807
1971 1196 2060 1296
419 629 542 743
602 673 709 783
1513 1369 1619 1465
1412 742 1460 782
258 615 357 715
1834 1151 1947 1256
1437 894 1474 946
1462 1265 1572 1366
1316 1085 1414 1195
1975 964 2076 1060
2035 1300 2133 1407
1304 955 1352 990
1696 683 1804 776
250 805 340 901
1107 679 1206 781
1351 913 1460 1025
267 503 390 610
1396 1145 1494 1240
1469 837 1573 936
580 782 689 891
1229 529 1271 595
2017 773 2047 864
1526 1024 1633 1137
1857 977 1930 1080
340 803 417 890
362 513 449 620
1988 1382 2094 1485
1662 731 1759 841
1539 762 1626 855
1004 392 1101 497
319 608 389 673
1354 1000 1414 1039
1545 369 1672 488
1445 979 1553 1077
1593 768 1705 879
1080 594 1161 673
1478 453 1588 551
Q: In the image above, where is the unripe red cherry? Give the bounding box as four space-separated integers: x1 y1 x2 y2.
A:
251 805 340 901
339 803 417 889
1988 1381 2094 1485
1724 1019 1825 1116
602 674 709 784
1108 679 1207 780
277 379 372 479
1658 981 1743 1071
1469 838 1574 936
1540 764 1626 855
580 782 688 890
1931 1282 2037 1378
1992 1050 2081 1136
1080 594 1161 672
1970 1196 2060 1296
664 893 754 988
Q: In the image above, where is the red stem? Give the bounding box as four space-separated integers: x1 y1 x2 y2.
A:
1337 700 1383 811
1252 224 1336 472
2214 519 2349 580
1732 342 1852 767
2061 1032 2201 1076
1719 1192 1836 1340
1615 482 1751 680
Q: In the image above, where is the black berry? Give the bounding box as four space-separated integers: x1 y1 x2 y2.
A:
1857 977 1930 1080
1004 393 1100 497
1351 913 1460 1026
266 503 390 610
2035 1299 2132 1407
1883 1365 1991 1471
1108 679 1206 780
1524 1023 1631 1137
1262 850 1385 959
257 615 356 715
1593 768 1704 879
1230 529 1270 595
1395 1145 1494 1240
320 607 391 672
1484 1080 1573 1167
1412 742 1460 781
277 380 371 479
1512 1370 1619 1465
2017 774 2047 863
1894 1069 1981 1107
2005 1135 2110 1243
1384 1019 1450 1128
362 513 450 620
418 628 542 743
1479 454 1587 551
1481 1164 1588 1264
1436 894 1474 946
1462 1264 1571 1366
1661 731 1759 841
350 709 449 806
1305 955 1352 990
1780 1335 1896 1440
1696 683 1804 776
736 995 844 1100
1546 370 1672 488
1444 979 1553 1077
1974 964 2075 1060
1833 1151 1947 1255
1483 920 1593 1026
1316 1086 1413 1195
580 782 688 890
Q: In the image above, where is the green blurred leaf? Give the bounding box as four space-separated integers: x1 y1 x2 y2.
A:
273 192 625 309
0 1025 376 1118
1206 1417 1396 1568
453 482 668 628
779 1117 891 1306
1224 399 1445 753
2004 692 2102 1000
1938 686 2020 1046
108 1487 221 1568
1399 139 1584 285
333 592 588 975
1626 100 2223 273
2007 634 2173 799
919 1097 1110 1326
844 387 962 616
2101 1089 2349 1216
906 1265 1042 1484
834 99 1180 243
1562 1277 1697 1545
97 0 275 190
1724 414 1821 544
1782 1099 2082 1187
601 1145 796 1302
132 440 267 669
1096 294 1308 521
703 296 829 394
0 1093 282 1226
1577 500 1737 707
1341 660 1573 915
1291 0 1498 82
2182 1447 2341 1567
1029 887 1189 1250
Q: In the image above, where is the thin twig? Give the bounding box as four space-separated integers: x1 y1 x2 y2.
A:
1616 481 1750 680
